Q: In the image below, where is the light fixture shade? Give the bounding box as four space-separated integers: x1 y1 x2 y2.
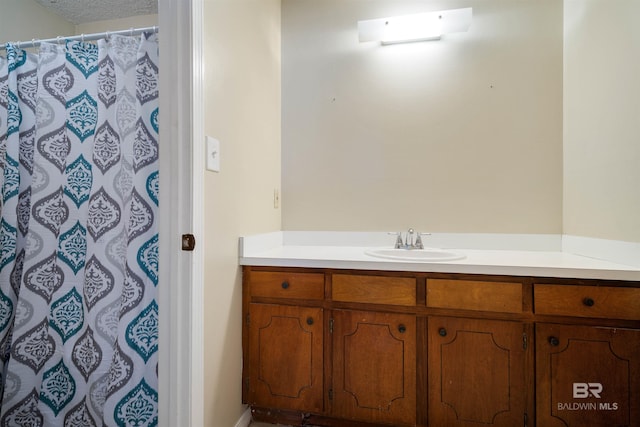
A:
358 8 472 45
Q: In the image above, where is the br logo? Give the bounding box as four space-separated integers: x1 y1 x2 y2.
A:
573 383 603 399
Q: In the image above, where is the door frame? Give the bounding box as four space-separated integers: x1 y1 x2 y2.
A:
158 0 204 425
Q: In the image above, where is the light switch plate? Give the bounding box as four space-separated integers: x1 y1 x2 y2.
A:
206 136 220 172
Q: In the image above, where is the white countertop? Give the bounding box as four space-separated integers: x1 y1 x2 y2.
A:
239 232 640 281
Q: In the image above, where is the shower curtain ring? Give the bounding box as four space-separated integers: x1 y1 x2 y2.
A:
81 34 85 43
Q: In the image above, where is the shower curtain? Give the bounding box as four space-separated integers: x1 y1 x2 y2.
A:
0 32 159 426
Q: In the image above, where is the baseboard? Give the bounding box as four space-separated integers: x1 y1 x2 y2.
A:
234 407 252 427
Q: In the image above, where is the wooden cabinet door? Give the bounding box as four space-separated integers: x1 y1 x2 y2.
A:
536 323 640 427
332 310 416 426
247 303 324 413
428 316 531 427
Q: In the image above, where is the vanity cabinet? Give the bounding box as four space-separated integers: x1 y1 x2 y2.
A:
535 323 640 427
243 266 640 427
426 278 533 426
330 274 417 425
428 317 531 427
534 283 640 427
244 270 325 413
332 309 416 425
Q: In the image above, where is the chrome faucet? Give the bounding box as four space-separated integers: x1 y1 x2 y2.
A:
406 228 415 248
390 229 431 250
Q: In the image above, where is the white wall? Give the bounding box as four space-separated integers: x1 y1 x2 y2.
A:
0 0 73 44
76 14 158 34
282 0 563 234
201 1 281 426
563 0 640 243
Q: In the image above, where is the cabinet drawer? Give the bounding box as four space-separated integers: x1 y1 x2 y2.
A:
534 284 640 320
427 279 523 313
250 271 324 300
332 274 416 305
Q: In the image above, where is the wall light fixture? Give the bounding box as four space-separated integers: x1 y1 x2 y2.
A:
358 8 472 45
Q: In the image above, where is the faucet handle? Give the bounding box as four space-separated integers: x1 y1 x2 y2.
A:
415 232 431 249
388 232 404 249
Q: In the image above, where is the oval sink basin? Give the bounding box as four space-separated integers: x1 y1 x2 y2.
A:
365 248 465 262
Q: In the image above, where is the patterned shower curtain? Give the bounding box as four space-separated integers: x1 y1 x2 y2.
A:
0 32 159 426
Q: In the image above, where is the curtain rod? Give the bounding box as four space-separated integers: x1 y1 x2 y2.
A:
0 26 158 51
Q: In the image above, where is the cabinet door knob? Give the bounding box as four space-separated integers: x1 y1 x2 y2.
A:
438 328 447 337
281 281 290 289
398 324 406 333
583 297 595 307
306 317 314 326
548 336 560 346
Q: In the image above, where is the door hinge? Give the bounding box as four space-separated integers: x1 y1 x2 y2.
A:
523 332 528 350
329 318 334 334
328 389 333 401
246 313 250 326
524 411 528 427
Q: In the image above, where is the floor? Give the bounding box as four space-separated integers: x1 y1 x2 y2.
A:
249 423 291 427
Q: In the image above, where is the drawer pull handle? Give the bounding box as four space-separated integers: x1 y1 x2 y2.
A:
306 317 314 326
281 281 290 289
438 328 447 337
548 336 560 347
583 297 595 307
398 324 406 334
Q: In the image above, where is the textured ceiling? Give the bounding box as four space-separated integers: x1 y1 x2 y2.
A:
34 0 158 25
